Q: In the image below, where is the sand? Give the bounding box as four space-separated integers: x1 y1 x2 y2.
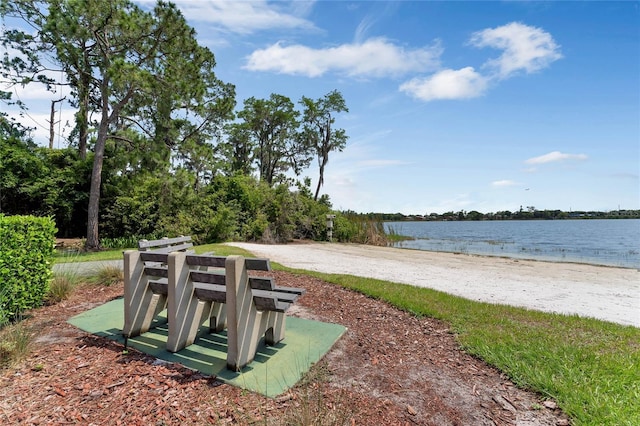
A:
226 241 640 327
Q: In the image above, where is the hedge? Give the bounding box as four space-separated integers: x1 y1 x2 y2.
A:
0 215 56 323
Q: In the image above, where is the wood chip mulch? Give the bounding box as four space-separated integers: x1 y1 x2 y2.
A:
0 271 570 425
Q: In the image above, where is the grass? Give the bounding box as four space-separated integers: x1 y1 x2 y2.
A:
385 224 414 243
0 319 33 368
54 248 129 263
47 269 83 303
52 242 249 263
86 265 123 286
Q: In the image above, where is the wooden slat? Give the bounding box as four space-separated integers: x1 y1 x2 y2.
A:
149 279 168 295
190 271 225 285
193 284 227 303
144 267 168 278
271 285 305 296
145 243 193 254
140 252 169 263
138 236 192 250
248 277 275 291
185 255 226 268
246 258 271 271
252 289 299 304
249 277 305 295
253 296 289 313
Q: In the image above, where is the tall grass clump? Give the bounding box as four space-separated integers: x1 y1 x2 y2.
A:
47 270 82 303
87 265 123 286
333 214 388 245
0 316 33 368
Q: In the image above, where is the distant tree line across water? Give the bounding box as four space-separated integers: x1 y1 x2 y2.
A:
346 208 640 222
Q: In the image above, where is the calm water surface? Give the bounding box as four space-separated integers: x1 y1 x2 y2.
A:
385 219 640 268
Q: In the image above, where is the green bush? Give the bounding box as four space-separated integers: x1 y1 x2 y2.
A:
0 215 56 322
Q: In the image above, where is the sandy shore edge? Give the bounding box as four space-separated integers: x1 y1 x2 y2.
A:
226 241 640 327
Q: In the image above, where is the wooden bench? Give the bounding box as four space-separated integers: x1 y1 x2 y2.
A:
122 250 305 371
138 235 194 254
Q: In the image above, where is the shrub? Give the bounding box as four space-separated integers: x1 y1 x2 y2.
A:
0 215 56 323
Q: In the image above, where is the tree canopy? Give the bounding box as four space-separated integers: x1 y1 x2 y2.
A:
1 0 350 247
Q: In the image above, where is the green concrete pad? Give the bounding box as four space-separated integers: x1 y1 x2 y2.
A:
68 298 346 397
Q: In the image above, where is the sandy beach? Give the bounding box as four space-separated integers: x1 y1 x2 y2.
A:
227 241 640 327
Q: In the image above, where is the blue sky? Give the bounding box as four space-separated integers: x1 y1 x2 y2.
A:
4 1 639 214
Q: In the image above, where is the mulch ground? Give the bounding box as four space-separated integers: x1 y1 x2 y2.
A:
0 271 570 425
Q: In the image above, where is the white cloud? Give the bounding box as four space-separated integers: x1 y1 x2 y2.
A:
525 151 588 165
470 22 562 79
396 21 561 103
244 38 442 78
399 67 487 101
167 0 316 35
492 180 519 187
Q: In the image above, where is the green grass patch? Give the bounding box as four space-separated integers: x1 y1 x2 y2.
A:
53 243 253 264
193 243 254 257
274 267 639 426
54 248 129 263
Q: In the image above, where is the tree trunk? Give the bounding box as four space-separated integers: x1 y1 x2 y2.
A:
77 72 90 159
49 100 56 150
314 151 328 201
85 83 110 251
85 121 107 250
314 163 325 201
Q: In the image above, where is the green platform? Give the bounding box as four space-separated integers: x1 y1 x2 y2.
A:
68 298 346 397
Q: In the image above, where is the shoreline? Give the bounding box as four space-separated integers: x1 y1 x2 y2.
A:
226 241 640 327
391 243 640 270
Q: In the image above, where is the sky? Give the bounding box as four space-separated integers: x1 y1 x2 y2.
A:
3 1 639 214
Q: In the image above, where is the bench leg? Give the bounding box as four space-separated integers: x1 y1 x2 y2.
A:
263 311 286 346
209 302 227 332
167 252 214 353
226 255 272 371
123 250 167 338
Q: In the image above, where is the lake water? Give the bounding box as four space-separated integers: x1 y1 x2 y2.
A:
385 219 640 269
